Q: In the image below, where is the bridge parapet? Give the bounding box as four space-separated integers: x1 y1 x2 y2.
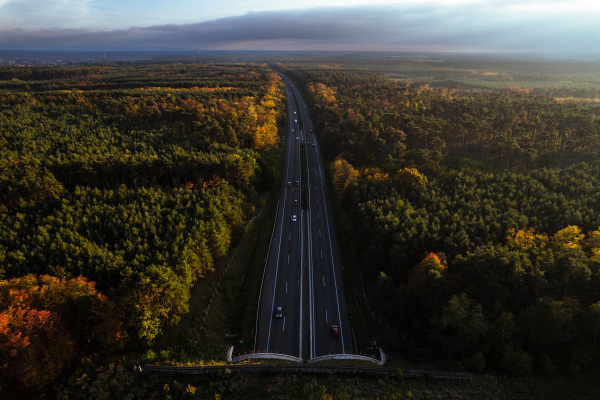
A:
227 346 385 365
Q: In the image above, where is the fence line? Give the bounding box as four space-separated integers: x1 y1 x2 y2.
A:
198 191 269 334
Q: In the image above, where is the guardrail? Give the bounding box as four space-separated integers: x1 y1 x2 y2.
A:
308 353 382 366
140 363 472 380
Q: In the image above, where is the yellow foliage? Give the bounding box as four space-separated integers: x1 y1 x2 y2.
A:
553 225 584 249
308 82 337 105
507 228 548 249
591 248 600 263
394 167 428 189
364 168 390 181
331 156 359 192
586 228 600 248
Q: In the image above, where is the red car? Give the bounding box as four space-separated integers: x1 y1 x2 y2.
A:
331 325 339 338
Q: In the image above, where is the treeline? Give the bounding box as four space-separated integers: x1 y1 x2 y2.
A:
284 65 600 374
282 68 600 171
0 63 285 395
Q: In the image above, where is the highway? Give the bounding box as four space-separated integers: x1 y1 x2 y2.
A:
255 74 352 359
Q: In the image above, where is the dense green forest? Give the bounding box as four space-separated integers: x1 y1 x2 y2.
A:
279 62 600 375
0 63 285 396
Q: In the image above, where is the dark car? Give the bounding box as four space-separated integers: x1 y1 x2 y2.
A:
294 180 299 186
293 199 298 206
287 181 291 187
275 306 282 318
331 325 339 338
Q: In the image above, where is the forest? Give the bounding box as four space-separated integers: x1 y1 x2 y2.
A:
0 62 285 396
278 60 600 376
3 53 600 398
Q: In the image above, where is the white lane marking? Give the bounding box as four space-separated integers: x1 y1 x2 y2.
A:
321 250 323 260
319 229 321 237
255 185 281 352
317 212 320 219
283 316 286 332
288 254 290 264
309 109 347 353
286 281 288 293
266 157 289 352
289 233 291 240
320 171 346 354
323 276 325 287
326 309 328 324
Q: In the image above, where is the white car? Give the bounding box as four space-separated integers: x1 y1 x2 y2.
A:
291 215 297 222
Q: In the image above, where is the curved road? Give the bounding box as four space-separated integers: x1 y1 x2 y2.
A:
256 74 352 359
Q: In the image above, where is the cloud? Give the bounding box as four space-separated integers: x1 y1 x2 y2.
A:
0 3 599 54
0 0 97 29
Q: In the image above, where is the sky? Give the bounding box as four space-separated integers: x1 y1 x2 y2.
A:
0 0 599 55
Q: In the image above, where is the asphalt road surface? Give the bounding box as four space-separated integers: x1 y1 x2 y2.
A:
255 74 352 359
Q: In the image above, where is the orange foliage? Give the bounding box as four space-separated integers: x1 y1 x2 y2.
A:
422 252 446 270
410 252 447 285
0 274 123 392
0 305 75 390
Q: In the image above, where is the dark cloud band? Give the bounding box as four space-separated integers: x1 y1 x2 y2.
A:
0 4 598 54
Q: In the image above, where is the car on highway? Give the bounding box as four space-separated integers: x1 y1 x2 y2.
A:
312 143 315 147
287 181 291 187
296 136 299 140
294 180 299 186
294 119 298 123
291 215 297 222
293 199 298 206
291 128 294 133
331 325 339 338
275 306 282 318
